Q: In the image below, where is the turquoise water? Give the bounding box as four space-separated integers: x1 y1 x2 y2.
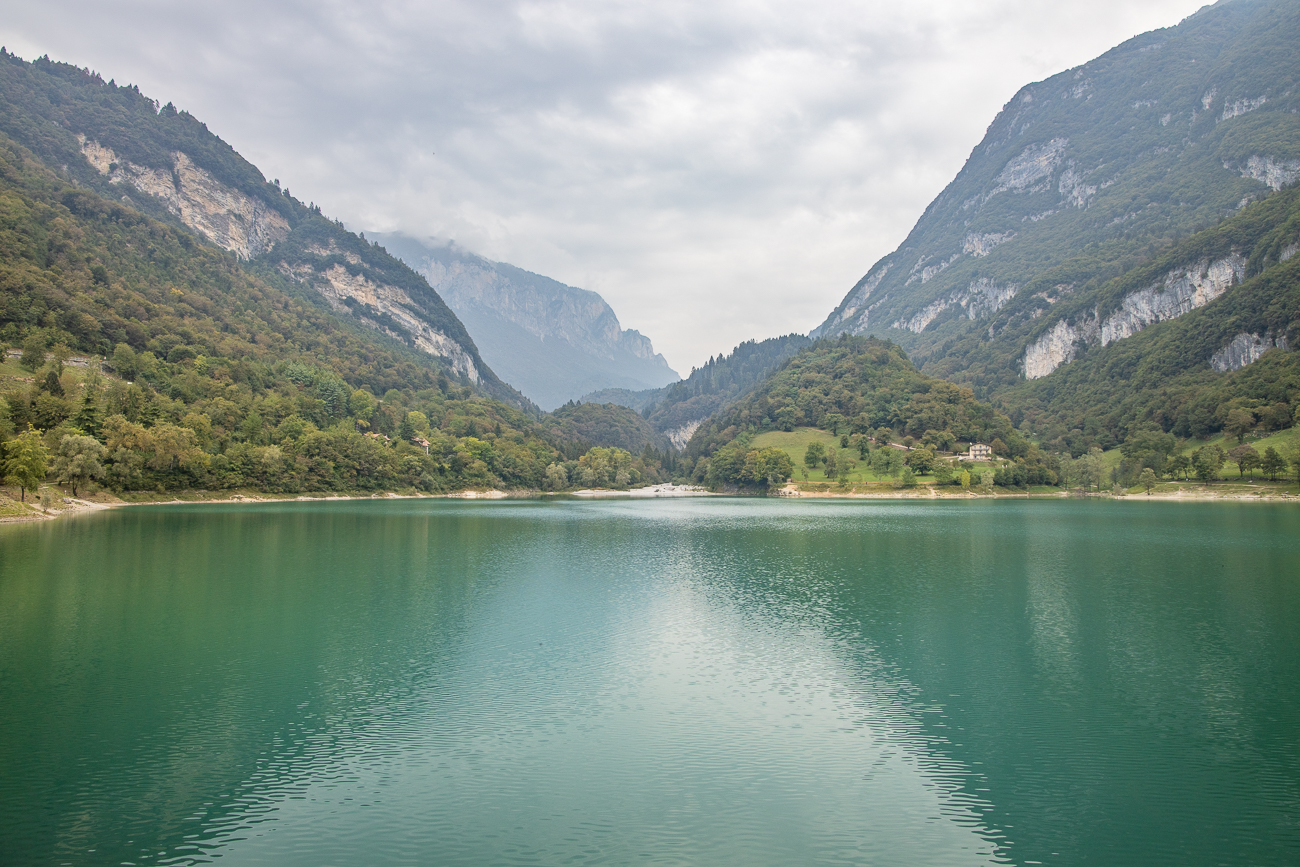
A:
1 498 1297 866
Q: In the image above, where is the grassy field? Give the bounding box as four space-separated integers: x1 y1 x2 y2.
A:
747 427 971 488
1097 427 1300 486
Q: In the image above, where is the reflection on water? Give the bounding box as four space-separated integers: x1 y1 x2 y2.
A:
1 499 1298 865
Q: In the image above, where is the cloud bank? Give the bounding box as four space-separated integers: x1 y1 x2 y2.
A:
5 0 1207 370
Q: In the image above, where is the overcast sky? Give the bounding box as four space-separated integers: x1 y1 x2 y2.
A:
6 0 1208 372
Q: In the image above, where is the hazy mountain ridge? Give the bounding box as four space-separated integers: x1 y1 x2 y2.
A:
371 234 678 411
0 51 529 405
580 334 813 448
815 0 1299 394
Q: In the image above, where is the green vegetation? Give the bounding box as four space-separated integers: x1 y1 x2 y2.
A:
583 334 812 438
687 335 1061 490
816 0 1300 458
0 126 667 497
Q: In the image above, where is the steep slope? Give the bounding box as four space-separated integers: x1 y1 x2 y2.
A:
581 334 812 448
997 183 1300 449
815 0 1299 395
371 233 678 410
0 50 526 406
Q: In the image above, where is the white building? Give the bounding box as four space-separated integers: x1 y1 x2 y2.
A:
968 443 992 461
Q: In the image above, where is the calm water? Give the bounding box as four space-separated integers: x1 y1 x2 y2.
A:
1 498 1298 866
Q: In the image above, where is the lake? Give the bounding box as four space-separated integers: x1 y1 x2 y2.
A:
1 498 1298 866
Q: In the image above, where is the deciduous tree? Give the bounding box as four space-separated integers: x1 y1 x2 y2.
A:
3 426 48 501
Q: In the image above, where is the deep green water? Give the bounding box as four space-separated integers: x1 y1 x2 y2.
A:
1 498 1298 866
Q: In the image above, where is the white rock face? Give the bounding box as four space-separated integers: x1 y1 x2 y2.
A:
1023 254 1246 378
1234 155 1300 192
816 264 890 335
1058 164 1097 208
1023 317 1097 379
892 279 1019 334
1099 255 1245 346
666 419 703 450
1220 96 1266 121
1211 333 1290 372
963 232 1015 257
286 262 480 383
79 137 288 259
1281 243 1298 263
992 138 1068 195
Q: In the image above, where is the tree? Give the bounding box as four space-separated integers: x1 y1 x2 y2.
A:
1225 408 1255 444
1139 467 1157 495
906 446 936 475
1229 445 1261 479
545 462 568 490
824 447 838 479
4 426 49 501
51 343 72 376
959 470 971 490
744 447 794 486
871 446 903 479
1166 453 1191 481
19 333 46 373
41 369 64 397
1192 445 1225 484
1261 446 1286 481
53 435 107 497
900 466 917 487
1077 447 1104 492
804 442 825 469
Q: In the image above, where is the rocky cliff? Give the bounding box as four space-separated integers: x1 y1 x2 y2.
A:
0 50 517 404
815 0 1299 393
371 234 678 410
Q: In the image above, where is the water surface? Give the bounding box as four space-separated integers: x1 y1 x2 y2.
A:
1 498 1297 865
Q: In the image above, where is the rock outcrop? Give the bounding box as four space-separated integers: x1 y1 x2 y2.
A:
372 233 678 410
1210 332 1290 372
1022 254 1245 378
79 136 289 259
282 255 480 383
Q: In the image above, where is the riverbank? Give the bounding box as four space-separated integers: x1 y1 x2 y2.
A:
0 483 720 523
2 478 1294 524
777 481 1300 501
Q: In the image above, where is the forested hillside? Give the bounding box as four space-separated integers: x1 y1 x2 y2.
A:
582 334 812 447
0 126 672 496
814 0 1299 434
0 50 522 403
993 184 1300 451
686 336 1059 488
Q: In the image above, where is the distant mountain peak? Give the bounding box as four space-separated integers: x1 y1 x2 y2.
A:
371 232 679 410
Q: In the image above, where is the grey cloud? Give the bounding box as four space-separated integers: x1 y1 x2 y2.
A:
6 0 1206 370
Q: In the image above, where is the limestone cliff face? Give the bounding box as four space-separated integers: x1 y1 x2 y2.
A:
1098 254 1245 347
892 279 1019 334
1022 253 1246 378
79 136 289 259
813 0 1300 393
281 253 480 383
372 233 678 410
1211 332 1290 372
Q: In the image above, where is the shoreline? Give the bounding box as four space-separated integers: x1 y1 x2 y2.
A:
2 481 1295 524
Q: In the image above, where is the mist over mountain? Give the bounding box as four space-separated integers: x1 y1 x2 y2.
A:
814 0 1299 418
371 233 678 411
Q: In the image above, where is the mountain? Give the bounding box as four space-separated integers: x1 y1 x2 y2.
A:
0 50 529 407
813 0 1299 428
370 233 678 410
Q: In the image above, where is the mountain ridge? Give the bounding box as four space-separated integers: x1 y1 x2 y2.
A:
371 233 678 410
814 0 1299 397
